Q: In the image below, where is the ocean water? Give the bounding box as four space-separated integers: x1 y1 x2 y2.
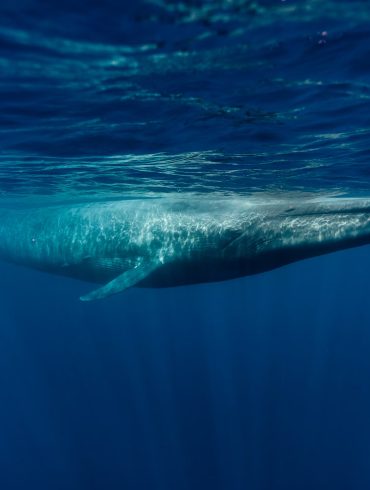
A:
1 1 370 489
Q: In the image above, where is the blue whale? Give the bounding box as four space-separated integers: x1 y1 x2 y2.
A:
0 195 370 301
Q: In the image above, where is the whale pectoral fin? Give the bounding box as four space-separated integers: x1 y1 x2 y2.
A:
80 261 158 302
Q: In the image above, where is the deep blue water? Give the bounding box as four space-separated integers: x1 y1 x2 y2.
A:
1 1 370 489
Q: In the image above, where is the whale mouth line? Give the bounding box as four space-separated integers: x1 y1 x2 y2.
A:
281 206 370 217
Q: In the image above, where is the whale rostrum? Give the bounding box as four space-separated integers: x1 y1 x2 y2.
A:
0 196 370 301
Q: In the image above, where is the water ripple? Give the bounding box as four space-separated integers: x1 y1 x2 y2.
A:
1 0 370 202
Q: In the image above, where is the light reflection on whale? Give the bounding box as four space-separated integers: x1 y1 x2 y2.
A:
1 195 370 301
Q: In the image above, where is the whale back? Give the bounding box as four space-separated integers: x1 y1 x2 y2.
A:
2 196 370 300
0 199 245 287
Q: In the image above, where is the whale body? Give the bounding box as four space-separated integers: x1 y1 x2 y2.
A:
1 195 370 301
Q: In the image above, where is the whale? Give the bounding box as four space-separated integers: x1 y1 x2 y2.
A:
1 195 370 301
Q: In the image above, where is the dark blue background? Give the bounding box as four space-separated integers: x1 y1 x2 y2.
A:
1 248 370 489
2 1 370 488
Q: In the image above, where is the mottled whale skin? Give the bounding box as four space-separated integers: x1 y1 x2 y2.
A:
1 196 370 301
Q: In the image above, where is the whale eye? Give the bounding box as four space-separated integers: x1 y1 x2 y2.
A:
285 207 296 213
